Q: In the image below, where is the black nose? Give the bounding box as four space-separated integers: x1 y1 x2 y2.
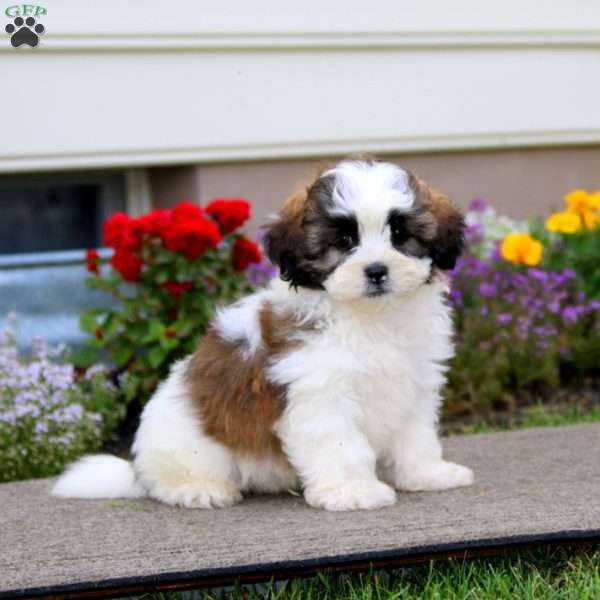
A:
364 263 388 285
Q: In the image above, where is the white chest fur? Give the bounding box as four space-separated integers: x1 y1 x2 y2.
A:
267 278 454 456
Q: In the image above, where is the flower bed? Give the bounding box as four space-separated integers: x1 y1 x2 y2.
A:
446 192 599 422
0 316 122 482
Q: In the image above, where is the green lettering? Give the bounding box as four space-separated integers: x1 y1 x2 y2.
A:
34 6 47 16
5 5 20 17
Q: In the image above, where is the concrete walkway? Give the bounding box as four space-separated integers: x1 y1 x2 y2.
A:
2 424 600 598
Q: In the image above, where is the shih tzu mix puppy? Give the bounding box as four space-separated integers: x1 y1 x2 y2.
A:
53 157 474 511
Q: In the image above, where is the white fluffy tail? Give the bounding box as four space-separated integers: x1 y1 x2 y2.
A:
51 454 146 499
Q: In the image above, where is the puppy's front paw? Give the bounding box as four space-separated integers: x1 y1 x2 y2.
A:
305 479 396 511
397 460 474 492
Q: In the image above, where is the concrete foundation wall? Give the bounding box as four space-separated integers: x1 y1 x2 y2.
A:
148 146 600 234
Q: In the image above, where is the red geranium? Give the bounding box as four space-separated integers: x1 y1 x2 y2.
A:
102 212 145 253
111 249 143 282
139 209 171 240
102 212 131 248
85 249 100 275
171 201 204 224
161 281 194 301
163 218 221 261
206 198 251 234
232 237 262 271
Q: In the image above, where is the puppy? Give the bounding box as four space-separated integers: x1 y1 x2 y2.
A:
53 157 474 511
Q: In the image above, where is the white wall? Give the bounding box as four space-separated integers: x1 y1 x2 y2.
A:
2 0 600 173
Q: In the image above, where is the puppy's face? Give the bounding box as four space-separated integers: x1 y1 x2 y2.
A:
264 159 464 302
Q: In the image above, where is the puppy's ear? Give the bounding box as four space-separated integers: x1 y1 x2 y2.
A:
410 175 465 271
262 188 309 287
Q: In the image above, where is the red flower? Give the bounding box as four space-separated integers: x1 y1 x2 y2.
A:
102 212 131 248
163 218 221 261
110 248 143 282
85 249 100 275
94 327 104 340
161 281 194 301
139 209 171 240
206 198 251 234
171 201 204 224
164 329 176 338
102 212 145 253
232 237 262 271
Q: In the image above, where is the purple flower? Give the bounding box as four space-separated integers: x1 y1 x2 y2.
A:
489 241 502 262
464 223 485 246
547 300 561 314
468 198 489 212
534 325 557 339
528 269 549 284
245 231 278 287
497 313 512 325
478 282 496 297
246 261 278 287
561 305 584 324
448 288 463 307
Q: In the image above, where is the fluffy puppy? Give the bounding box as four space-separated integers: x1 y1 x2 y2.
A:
53 158 474 511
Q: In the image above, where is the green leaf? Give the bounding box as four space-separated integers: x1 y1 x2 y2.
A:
149 320 165 338
68 347 99 368
111 345 134 368
80 311 99 334
142 320 165 343
160 336 179 351
148 345 168 369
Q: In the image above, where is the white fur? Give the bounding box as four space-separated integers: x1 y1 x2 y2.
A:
52 160 473 511
51 455 145 499
213 291 267 359
324 160 413 220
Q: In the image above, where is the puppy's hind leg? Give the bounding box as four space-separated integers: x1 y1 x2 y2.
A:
132 360 242 509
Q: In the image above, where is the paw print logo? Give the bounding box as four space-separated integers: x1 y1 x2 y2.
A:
5 16 45 48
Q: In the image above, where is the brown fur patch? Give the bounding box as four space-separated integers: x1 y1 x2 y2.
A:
407 170 465 270
185 303 318 459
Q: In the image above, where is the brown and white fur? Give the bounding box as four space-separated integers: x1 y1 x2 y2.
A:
52 158 474 511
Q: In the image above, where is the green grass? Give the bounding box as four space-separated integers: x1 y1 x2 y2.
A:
142 545 600 600
452 401 600 435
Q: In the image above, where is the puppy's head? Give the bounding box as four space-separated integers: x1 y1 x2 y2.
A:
263 158 464 301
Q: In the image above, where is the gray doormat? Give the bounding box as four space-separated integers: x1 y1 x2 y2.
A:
2 424 599 598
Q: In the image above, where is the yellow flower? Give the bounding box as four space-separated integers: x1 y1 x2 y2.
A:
590 191 600 209
545 211 582 234
563 189 600 230
500 233 543 266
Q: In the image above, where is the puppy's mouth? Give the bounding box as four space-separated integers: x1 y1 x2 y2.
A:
365 285 390 298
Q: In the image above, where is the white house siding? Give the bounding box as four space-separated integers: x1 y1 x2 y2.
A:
1 0 600 173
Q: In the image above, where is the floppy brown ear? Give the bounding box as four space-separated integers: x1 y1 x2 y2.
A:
414 177 465 271
262 188 311 288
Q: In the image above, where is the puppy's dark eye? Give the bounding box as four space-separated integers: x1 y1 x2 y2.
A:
334 234 354 250
390 218 409 245
328 215 358 251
